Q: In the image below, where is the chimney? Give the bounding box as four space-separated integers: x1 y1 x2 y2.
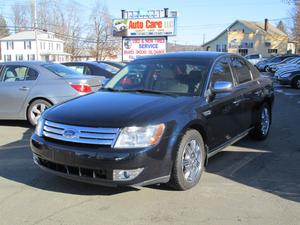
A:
264 18 268 32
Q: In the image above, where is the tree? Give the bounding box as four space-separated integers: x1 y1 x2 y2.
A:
11 3 30 32
0 15 9 38
283 0 300 52
277 20 287 33
88 1 120 61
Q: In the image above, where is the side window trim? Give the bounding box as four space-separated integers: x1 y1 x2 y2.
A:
230 56 253 86
25 66 39 81
208 56 235 88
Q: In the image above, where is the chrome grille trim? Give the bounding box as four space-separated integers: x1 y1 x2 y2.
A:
43 120 119 146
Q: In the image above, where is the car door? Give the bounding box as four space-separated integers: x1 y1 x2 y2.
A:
0 65 38 119
229 57 254 133
205 57 242 150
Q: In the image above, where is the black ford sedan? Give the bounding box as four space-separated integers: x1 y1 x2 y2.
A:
31 52 274 190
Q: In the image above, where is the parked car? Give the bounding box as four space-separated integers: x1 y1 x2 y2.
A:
62 61 120 78
245 54 264 65
276 69 300 89
97 61 127 70
266 56 299 73
256 55 296 72
0 61 102 126
269 57 300 73
31 52 274 190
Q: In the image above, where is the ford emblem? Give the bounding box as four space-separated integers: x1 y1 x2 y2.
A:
63 129 77 139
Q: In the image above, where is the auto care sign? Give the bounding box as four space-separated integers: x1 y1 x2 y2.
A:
113 18 176 37
123 37 167 61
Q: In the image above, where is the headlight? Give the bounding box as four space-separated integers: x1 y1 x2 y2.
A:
114 124 165 148
35 117 45 137
280 73 291 78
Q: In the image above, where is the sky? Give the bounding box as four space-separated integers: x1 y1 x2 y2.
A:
0 0 293 45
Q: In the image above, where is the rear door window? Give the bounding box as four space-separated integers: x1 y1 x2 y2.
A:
230 57 252 84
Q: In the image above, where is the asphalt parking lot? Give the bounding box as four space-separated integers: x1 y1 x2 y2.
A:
0 84 299 225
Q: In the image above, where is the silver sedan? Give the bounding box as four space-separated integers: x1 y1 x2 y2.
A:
0 61 103 125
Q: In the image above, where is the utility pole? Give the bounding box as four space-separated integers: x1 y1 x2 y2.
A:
32 0 38 60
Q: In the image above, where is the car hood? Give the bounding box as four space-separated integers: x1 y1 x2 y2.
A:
44 91 198 127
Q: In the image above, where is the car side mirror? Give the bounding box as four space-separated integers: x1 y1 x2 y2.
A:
211 81 233 94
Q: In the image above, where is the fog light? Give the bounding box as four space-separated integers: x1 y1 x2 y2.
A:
113 168 144 181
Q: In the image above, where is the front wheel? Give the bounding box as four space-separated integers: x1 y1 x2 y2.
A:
292 77 300 89
27 99 52 126
250 104 271 140
168 130 205 190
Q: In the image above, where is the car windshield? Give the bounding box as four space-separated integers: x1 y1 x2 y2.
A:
43 63 81 77
105 59 210 96
98 63 120 74
281 57 297 64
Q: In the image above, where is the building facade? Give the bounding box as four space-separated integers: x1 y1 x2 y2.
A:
0 30 70 62
202 19 288 57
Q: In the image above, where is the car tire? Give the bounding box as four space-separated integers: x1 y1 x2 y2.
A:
250 103 271 140
168 129 205 190
292 77 300 89
27 99 52 126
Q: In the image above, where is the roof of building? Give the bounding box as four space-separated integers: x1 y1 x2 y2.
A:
0 30 63 42
203 20 288 46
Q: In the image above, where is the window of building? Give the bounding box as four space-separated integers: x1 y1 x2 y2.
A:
238 49 248 56
56 43 61 51
268 49 278 54
43 42 46 49
216 44 227 52
7 41 14 50
16 54 24 61
27 54 35 60
230 57 252 84
24 41 31 50
4 55 12 62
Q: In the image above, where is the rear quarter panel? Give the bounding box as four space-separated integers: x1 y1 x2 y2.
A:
21 66 80 119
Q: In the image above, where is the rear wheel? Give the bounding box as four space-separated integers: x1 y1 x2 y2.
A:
27 99 52 126
168 130 205 190
292 77 300 89
250 104 271 140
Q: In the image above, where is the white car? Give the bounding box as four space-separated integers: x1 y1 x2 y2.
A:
245 54 264 65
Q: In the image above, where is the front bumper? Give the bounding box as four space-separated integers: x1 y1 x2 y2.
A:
30 134 173 187
277 77 292 85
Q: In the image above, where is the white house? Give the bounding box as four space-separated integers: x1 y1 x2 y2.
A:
0 30 71 62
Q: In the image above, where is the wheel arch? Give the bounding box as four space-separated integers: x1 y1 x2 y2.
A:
177 120 209 166
25 97 54 120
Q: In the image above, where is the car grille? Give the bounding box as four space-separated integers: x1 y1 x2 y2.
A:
43 120 119 146
36 156 110 180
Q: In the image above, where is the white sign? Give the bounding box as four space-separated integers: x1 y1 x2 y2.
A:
123 37 167 61
113 18 176 37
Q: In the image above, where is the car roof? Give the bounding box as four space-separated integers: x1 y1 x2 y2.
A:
133 51 227 61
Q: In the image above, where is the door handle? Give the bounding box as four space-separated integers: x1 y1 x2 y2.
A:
19 86 29 91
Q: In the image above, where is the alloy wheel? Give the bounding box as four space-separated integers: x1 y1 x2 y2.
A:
261 107 270 135
30 103 48 125
182 139 202 183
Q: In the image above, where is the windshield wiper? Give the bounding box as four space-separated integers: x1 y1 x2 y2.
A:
102 87 121 92
123 89 178 96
